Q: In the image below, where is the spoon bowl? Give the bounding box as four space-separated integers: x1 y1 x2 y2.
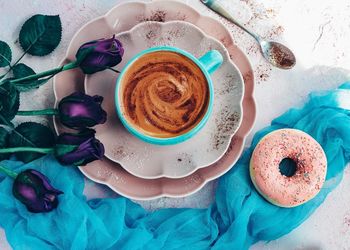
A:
260 41 296 69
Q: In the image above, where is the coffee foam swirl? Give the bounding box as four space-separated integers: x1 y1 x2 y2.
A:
122 51 209 138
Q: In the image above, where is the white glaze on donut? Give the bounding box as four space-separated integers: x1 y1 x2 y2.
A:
250 129 327 207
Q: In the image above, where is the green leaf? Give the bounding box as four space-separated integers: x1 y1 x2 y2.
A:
0 82 20 124
8 122 55 163
19 14 62 56
12 63 49 92
0 40 12 67
12 63 35 78
0 127 9 161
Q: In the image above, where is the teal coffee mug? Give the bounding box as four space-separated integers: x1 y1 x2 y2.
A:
115 46 223 145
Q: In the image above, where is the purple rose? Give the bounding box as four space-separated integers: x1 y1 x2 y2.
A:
54 129 104 166
12 169 63 213
76 35 124 74
58 92 107 129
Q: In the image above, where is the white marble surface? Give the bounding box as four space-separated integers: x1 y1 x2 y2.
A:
1 0 350 249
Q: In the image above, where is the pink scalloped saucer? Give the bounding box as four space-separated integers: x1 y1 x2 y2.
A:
53 0 256 199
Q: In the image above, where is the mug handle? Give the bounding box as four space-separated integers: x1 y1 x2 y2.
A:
198 50 223 74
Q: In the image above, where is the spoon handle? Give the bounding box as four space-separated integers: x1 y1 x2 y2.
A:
200 0 261 42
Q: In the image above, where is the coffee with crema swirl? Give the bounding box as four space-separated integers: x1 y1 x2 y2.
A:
121 51 209 138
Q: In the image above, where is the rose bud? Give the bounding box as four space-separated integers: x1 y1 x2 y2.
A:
54 129 104 166
12 169 63 213
75 35 124 74
58 92 107 129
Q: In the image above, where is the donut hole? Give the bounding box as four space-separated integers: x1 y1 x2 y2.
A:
279 158 297 177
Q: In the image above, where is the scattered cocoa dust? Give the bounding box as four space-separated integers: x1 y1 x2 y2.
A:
220 37 231 48
267 25 285 39
176 153 193 166
218 73 239 95
246 43 260 56
214 109 240 150
344 213 350 227
166 27 185 40
243 71 253 84
112 146 134 160
249 8 277 22
174 11 187 21
224 137 236 156
245 3 285 41
242 0 278 24
145 30 156 40
138 10 167 22
256 64 272 83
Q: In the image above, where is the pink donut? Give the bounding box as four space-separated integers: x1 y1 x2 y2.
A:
250 129 327 207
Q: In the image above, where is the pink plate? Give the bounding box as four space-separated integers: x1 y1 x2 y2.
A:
53 0 256 199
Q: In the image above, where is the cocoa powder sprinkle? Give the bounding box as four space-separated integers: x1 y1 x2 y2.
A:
139 10 167 22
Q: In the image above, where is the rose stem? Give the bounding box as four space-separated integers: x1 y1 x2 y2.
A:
5 61 78 85
0 165 18 179
17 109 59 116
0 147 54 154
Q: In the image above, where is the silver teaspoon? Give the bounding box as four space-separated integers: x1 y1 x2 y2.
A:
201 0 296 69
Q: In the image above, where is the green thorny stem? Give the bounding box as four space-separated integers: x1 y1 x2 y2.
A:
17 109 59 116
0 61 78 85
0 165 18 179
0 147 54 154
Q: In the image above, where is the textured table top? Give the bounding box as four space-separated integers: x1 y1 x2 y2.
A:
1 0 350 249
